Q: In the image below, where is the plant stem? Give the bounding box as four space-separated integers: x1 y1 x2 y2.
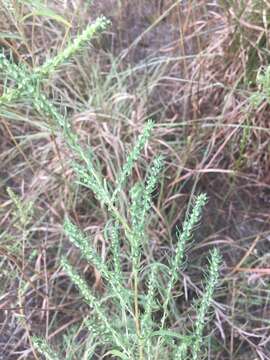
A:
133 270 144 360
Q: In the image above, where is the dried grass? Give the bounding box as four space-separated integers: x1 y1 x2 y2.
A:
0 0 270 359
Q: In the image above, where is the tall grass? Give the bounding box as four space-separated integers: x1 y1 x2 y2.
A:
3 1 270 359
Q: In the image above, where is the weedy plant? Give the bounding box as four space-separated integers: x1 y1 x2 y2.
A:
250 65 270 107
0 8 221 360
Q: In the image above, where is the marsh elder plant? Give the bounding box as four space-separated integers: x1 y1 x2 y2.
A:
0 10 221 360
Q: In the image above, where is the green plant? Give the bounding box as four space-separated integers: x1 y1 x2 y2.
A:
0 8 222 360
33 182 221 360
250 65 270 107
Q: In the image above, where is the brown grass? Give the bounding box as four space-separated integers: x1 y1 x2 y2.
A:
0 0 270 359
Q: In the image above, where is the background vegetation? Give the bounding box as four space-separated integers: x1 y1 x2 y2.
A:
0 0 270 359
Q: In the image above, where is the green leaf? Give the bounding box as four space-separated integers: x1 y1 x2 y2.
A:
151 330 189 340
103 349 129 359
0 32 22 40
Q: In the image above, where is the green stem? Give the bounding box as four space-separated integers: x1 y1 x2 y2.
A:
133 270 144 360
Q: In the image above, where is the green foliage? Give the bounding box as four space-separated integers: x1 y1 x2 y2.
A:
175 341 189 360
6 187 33 228
1 0 15 16
250 66 270 107
0 6 222 360
0 15 109 107
191 249 221 360
35 16 110 78
32 336 60 360
161 194 208 321
61 257 131 358
114 119 154 196
234 119 251 171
